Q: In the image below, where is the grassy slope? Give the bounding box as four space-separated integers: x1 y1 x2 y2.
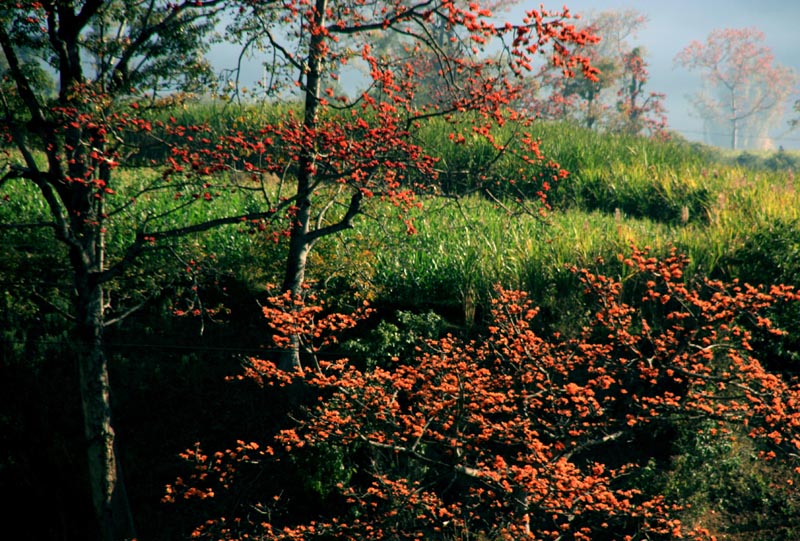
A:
306 119 800 325
3 102 800 540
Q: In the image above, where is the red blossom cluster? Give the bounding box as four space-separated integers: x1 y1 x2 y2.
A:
258 286 373 354
615 49 668 137
168 247 800 540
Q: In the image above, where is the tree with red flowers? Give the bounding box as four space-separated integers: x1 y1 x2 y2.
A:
0 1 597 536
166 247 800 539
210 0 599 371
523 9 667 137
0 2 286 539
613 47 667 137
676 27 798 150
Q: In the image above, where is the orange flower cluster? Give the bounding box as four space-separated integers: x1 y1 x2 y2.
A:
171 247 800 540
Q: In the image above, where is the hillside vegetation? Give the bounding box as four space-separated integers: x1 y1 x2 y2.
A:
2 101 800 540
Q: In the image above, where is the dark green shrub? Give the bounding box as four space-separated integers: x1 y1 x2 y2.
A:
662 422 800 541
722 219 800 372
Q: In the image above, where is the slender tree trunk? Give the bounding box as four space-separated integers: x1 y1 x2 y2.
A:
278 211 312 371
731 93 739 150
74 266 136 541
277 0 327 372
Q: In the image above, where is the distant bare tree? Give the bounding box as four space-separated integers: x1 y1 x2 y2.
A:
676 27 798 150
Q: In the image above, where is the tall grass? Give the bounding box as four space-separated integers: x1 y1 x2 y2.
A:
337 153 799 328
5 99 799 324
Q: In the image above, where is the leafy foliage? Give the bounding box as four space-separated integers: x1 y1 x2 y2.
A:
0 2 272 539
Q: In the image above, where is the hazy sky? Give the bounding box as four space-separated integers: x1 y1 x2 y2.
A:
210 1 800 150
517 0 800 149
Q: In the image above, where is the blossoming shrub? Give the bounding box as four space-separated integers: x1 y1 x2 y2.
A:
166 248 800 540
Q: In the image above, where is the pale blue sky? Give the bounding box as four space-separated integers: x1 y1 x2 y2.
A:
517 0 800 149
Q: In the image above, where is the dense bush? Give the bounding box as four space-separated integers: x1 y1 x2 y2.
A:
165 249 800 541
